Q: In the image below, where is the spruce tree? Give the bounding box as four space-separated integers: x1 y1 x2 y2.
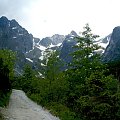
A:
71 23 102 80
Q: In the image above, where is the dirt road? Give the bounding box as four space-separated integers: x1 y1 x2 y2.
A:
0 89 59 120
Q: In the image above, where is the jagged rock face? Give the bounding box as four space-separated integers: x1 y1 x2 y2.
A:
26 46 42 60
31 31 78 70
39 34 65 47
1 16 113 73
60 31 78 67
103 26 120 62
60 38 76 64
51 34 65 45
0 16 33 74
40 37 53 47
0 16 33 53
101 34 111 44
34 38 40 44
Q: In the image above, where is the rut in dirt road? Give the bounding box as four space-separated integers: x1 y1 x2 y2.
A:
1 89 60 120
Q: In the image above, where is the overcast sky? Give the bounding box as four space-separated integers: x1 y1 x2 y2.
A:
0 0 120 39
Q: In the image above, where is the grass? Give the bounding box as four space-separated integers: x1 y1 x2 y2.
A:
28 93 81 120
0 112 4 120
0 91 11 107
45 102 80 120
0 90 11 120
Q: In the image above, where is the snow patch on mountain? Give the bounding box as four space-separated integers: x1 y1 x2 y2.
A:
96 35 111 48
96 40 109 48
36 45 46 51
49 43 62 48
26 58 33 63
13 36 17 39
12 27 17 29
41 63 46 66
39 56 44 60
19 33 23 36
95 34 111 53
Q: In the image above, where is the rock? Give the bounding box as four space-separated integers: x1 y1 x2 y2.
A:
102 26 120 62
0 16 33 74
39 34 65 47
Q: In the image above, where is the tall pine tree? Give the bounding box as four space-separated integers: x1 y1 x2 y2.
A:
69 23 102 84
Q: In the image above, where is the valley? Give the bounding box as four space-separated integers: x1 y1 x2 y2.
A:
1 16 120 120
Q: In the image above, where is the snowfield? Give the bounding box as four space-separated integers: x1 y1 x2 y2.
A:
0 89 60 120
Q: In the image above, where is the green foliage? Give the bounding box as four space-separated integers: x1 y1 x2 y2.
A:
12 24 120 120
67 24 103 91
41 50 63 80
28 73 69 105
0 112 3 120
106 60 120 81
75 71 119 120
63 24 120 119
0 91 11 107
0 116 2 120
46 102 80 120
71 23 101 70
0 49 15 107
13 64 35 93
0 49 16 80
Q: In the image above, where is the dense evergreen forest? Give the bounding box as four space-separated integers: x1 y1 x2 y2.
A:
1 24 120 120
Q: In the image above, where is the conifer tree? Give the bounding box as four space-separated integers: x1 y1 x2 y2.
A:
41 50 62 80
69 23 102 84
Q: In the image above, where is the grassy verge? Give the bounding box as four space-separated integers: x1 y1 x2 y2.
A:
28 94 80 120
45 102 80 120
0 91 11 107
0 113 3 120
0 90 11 120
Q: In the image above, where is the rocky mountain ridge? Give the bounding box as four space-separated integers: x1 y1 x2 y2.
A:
0 16 33 53
0 16 119 73
103 26 120 62
0 16 80 73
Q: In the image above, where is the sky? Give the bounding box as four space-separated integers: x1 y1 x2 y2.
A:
0 0 120 39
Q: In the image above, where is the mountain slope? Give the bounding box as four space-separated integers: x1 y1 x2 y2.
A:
0 16 114 73
102 26 120 62
0 16 33 53
0 16 34 73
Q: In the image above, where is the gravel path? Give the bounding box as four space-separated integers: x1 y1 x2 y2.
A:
0 89 60 120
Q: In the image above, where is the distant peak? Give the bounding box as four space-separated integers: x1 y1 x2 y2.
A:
0 16 8 20
111 26 120 38
70 30 77 36
10 19 19 26
0 16 9 26
0 16 19 27
113 26 120 32
0 16 18 25
11 19 17 23
114 26 120 29
0 16 9 22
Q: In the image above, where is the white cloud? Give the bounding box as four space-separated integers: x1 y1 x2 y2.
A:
0 0 120 39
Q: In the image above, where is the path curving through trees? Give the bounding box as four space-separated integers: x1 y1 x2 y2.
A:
0 89 60 120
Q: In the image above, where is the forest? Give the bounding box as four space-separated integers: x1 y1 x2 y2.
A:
1 24 120 120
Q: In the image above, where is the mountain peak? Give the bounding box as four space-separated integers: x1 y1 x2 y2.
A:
113 26 120 30
70 30 78 36
112 26 120 39
10 19 19 27
102 26 120 62
0 16 9 26
0 16 8 21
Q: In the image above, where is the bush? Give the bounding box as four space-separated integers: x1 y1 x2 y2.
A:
0 90 11 107
0 113 3 120
46 102 80 120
